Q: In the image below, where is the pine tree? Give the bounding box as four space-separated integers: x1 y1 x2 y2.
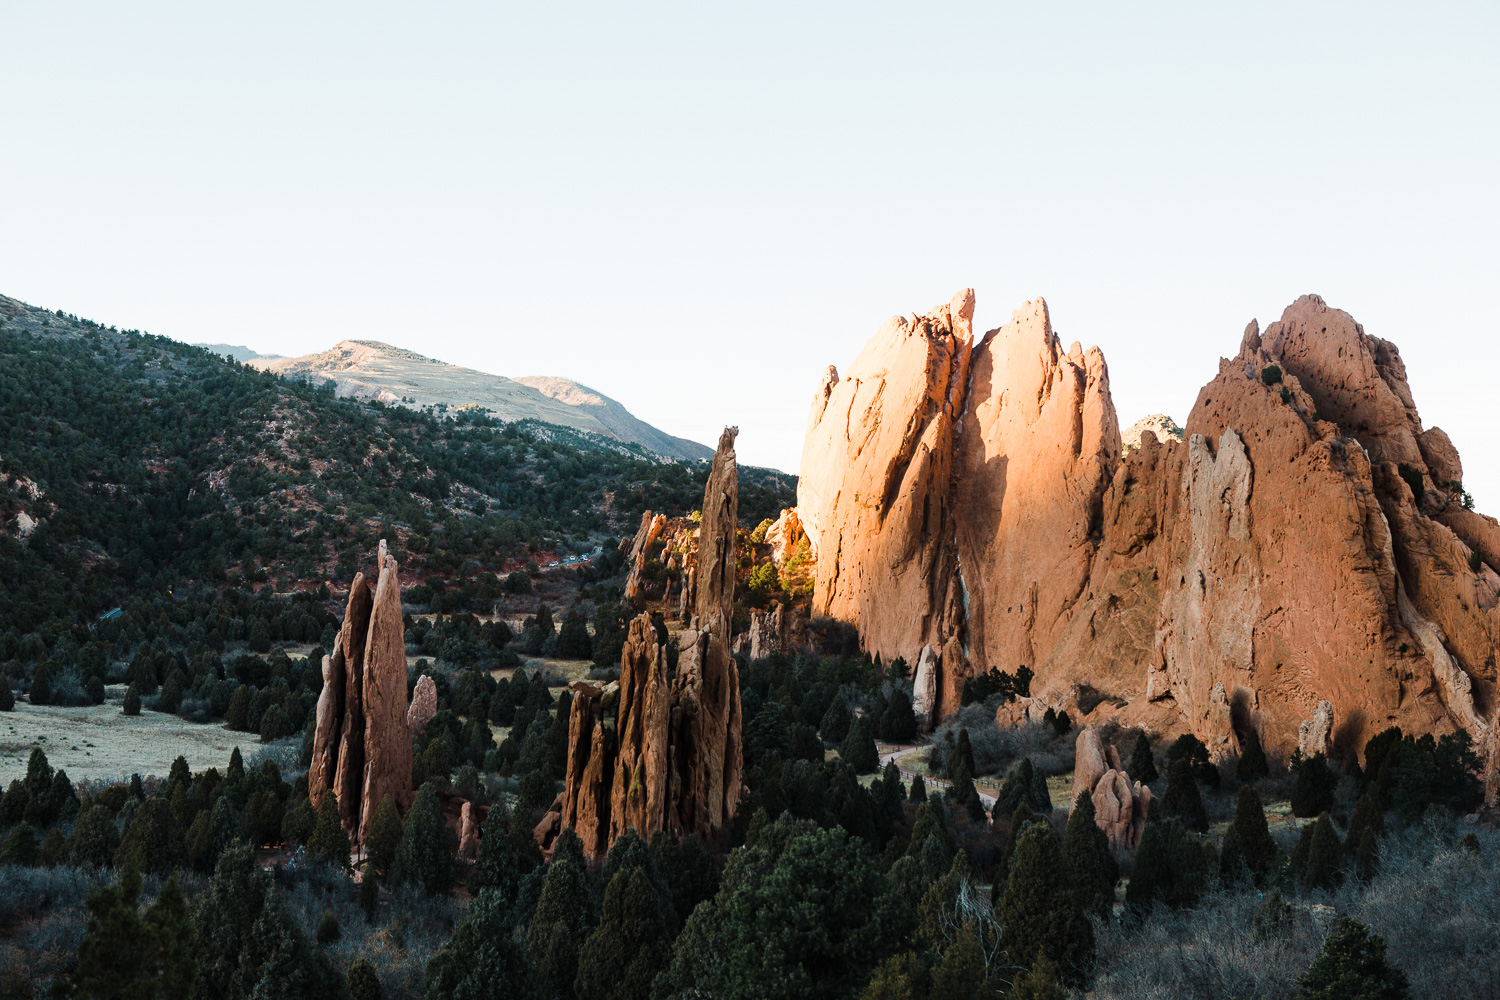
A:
858 952 928 1000
140 875 197 1000
233 891 340 997
69 798 122 868
347 959 383 1000
1344 790 1385 856
1296 917 1410 1000
0 680 12 712
525 854 594 999
471 811 522 898
226 685 250 731
390 783 454 895
1303 813 1342 890
841 715 879 774
306 790 350 867
1126 818 1212 913
1291 753 1338 818
316 907 341 944
194 841 270 996
928 920 994 1000
1230 784 1277 884
365 794 403 876
123 682 142 715
944 759 987 823
820 696 852 743
1062 793 1118 919
114 796 187 874
0 822 38 866
70 870 197 1000
916 851 970 952
1126 730 1158 784
948 729 976 781
1236 726 1270 782
424 889 538 999
996 821 1094 983
1162 758 1208 832
881 689 918 743
908 772 927 804
574 867 673 1000
1008 949 1067 1000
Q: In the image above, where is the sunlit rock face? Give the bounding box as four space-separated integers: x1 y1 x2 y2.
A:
796 291 1500 758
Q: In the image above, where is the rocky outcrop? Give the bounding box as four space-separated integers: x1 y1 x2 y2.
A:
458 800 480 859
764 508 807 568
539 430 746 857
913 645 939 731
745 601 803 661
309 541 420 842
1298 701 1334 758
1122 414 1183 452
1091 770 1151 852
407 674 437 740
1070 728 1121 809
795 291 1500 757
624 511 668 602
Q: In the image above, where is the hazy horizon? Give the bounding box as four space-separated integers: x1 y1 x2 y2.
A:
3 4 1496 497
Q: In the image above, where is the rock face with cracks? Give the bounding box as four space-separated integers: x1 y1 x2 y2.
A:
796 291 1500 759
309 541 420 842
539 429 745 857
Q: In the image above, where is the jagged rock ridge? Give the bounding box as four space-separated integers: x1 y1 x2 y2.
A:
797 291 1500 758
537 428 745 856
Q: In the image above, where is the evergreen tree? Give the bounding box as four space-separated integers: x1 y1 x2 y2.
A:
114 797 187 874
1303 813 1342 890
928 921 994 1000
194 841 269 998
232 891 340 998
390 783 454 895
124 682 142 716
649 831 721 927
996 821 1094 983
858 952 928 1000
944 759 987 824
1296 917 1410 1000
188 795 240 874
347 960 383 1000
306 790 350 867
1229 784 1278 884
525 853 594 998
874 761 907 831
69 798 122 868
916 851 970 953
1126 818 1213 913
1236 726 1270 782
574 867 673 1000
1008 949 1067 1000
316 907 341 944
1291 753 1338 818
908 772 927 804
1126 730 1158 784
365 794 403 876
0 822 38 866
880 689 918 744
992 757 1051 818
0 780 26 825
820 696 852 743
1166 733 1218 788
840 715 879 774
67 869 197 1000
225 686 250 731
141 875 197 1000
0 680 12 712
359 869 380 922
24 747 53 802
1161 758 1208 832
471 812 522 899
424 889 538 1000
1344 790 1385 857
1062 793 1118 919
947 729 976 782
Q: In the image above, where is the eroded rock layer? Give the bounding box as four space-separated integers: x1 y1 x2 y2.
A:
797 292 1500 757
541 429 745 856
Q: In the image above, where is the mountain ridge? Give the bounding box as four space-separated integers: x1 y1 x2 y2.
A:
250 339 713 461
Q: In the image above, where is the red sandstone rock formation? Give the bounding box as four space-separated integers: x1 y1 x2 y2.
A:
308 541 420 842
360 544 415 840
797 292 1500 757
624 511 668 602
407 674 438 740
539 429 745 856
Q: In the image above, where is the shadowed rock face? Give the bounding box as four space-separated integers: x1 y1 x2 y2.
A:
541 429 745 856
309 543 418 841
797 292 1500 758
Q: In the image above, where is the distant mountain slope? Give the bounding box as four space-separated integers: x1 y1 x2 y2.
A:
194 343 280 363
251 340 713 461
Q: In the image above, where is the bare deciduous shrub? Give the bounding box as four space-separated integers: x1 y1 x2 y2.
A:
1086 826 1500 1000
930 707 1076 778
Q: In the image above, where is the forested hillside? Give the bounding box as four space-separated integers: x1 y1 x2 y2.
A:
0 295 795 635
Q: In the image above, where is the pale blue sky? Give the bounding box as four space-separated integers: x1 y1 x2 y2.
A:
3 3 1497 505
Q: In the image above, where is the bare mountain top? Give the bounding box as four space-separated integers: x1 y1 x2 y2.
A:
1121 413 1183 451
250 340 712 460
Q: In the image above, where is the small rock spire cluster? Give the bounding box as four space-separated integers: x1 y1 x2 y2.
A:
308 541 416 842
537 428 745 856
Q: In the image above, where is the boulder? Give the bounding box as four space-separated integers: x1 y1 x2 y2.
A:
1071 728 1110 809
458 800 480 859
1090 768 1151 851
1298 700 1334 759
407 674 437 740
